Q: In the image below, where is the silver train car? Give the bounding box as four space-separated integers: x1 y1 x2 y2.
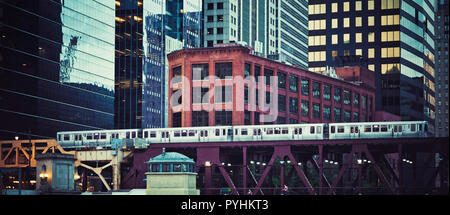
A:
57 121 428 149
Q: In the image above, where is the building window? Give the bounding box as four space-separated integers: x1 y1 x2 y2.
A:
381 15 400 26
215 62 232 79
368 48 375 58
214 86 232 103
344 110 351 122
192 64 209 80
215 111 232 125
355 1 362 11
192 111 209 126
301 100 309 116
313 103 321 119
332 34 338 44
264 68 273 86
255 65 261 83
368 32 375 42
344 90 351 105
354 92 359 108
192 87 209 104
290 97 299 114
343 34 350 44
217 15 224 22
244 87 249 104
323 105 331 121
278 72 286 89
207 40 214 47
323 84 331 100
277 117 286 124
208 3 214 10
355 32 362 43
353 112 359 122
289 75 298 92
368 16 374 26
279 94 286 112
254 112 260 124
334 87 341 103
173 112 181 127
356 49 362 56
381 0 400 9
245 111 251 125
244 63 251 78
343 2 350 12
332 18 338 28
313 82 321 99
362 95 367 110
217 2 223 9
207 16 214 22
301 79 309 96
355 17 362 27
332 3 338 13
289 118 298 124
334 108 341 122
217 27 223 34
207 28 213 35
173 66 182 78
368 0 374 10
381 47 400 58
343 18 350 28
217 40 223 44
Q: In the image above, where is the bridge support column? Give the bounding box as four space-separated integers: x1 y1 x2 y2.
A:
243 146 247 195
252 145 314 195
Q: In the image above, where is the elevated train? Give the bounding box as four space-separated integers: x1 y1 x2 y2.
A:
57 121 428 150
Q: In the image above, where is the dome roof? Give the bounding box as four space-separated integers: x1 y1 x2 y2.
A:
147 149 194 164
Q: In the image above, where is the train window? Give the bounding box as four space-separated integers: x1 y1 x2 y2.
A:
144 131 148 138
100 133 107 139
294 128 298 135
132 132 136 138
364 126 371 132
182 130 187 137
317 126 322 134
241 129 248 135
373 125 379 132
215 129 220 136
205 130 208 137
223 129 226 136
275 128 281 134
235 129 238 135
162 132 165 138
424 124 428 132
394 126 398 132
381 125 388 132
351 127 354 133
87 134 93 140
74 135 78 141
299 128 302 134
267 129 273 135
410 124 416 132
355 127 359 133
138 131 143 138
331 126 335 133
254 129 258 135
126 132 130 139
418 124 422 131
94 133 99 139
228 129 233 136
282 128 289 134
200 131 204 137
64 134 70 141
337 126 345 133
310 126 315 134
399 126 402 132
175 131 181 137
150 131 156 138
189 130 195 136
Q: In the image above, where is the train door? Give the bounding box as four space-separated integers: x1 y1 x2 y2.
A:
293 127 303 140
200 129 209 142
349 126 359 139
253 128 262 141
323 124 329 139
393 125 403 137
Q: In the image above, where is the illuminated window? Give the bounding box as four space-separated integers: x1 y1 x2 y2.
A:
309 51 326 62
368 32 375 42
381 15 400 26
368 64 375 71
309 19 327 30
332 3 338 13
309 35 327 46
355 33 362 43
343 34 350 44
381 47 400 58
381 0 400 9
344 18 350 28
356 49 362 56
355 1 362 11
368 48 375 58
355 17 362 27
331 19 338 29
332 34 338 44
332 50 338 59
368 16 374 26
309 4 326 15
343 2 349 12
368 0 374 10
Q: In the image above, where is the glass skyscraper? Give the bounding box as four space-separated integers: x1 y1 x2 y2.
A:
203 0 308 69
115 0 201 129
308 0 436 132
0 0 115 139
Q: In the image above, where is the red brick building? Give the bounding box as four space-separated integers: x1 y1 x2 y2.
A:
167 44 376 127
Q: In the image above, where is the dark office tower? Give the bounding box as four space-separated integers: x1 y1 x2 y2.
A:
115 0 201 129
435 0 449 137
308 0 436 133
0 0 115 139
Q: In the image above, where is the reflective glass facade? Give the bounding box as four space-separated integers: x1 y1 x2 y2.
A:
308 0 436 132
0 0 115 139
115 0 201 129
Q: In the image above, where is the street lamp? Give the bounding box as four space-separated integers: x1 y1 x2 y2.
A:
204 161 211 167
14 136 19 140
